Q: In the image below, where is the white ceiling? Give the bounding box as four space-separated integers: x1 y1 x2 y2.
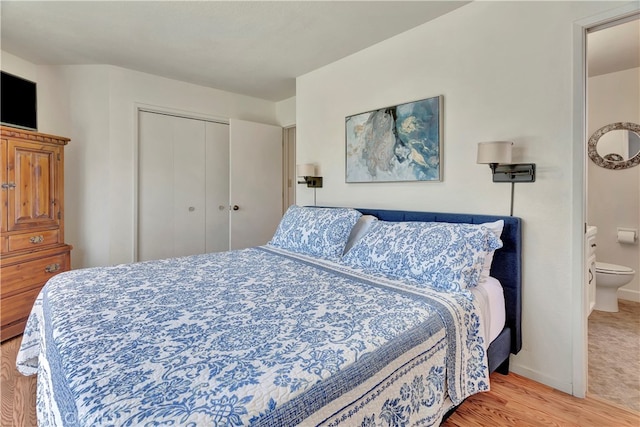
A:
588 17 639 77
0 1 470 101
2 2 637 101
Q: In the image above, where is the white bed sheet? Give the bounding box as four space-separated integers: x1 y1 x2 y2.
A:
470 276 506 344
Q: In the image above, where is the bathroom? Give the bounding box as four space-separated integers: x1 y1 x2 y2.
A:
586 16 640 411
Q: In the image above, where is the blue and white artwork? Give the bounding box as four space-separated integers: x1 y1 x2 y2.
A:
346 96 442 182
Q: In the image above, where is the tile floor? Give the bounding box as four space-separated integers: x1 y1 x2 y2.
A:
588 299 640 412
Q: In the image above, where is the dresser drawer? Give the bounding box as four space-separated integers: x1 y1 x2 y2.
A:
0 286 41 332
7 229 60 252
1 252 68 297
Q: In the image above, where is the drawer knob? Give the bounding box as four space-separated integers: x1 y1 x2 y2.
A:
45 263 60 273
29 235 45 244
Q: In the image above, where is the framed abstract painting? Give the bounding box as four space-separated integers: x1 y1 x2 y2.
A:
345 95 443 183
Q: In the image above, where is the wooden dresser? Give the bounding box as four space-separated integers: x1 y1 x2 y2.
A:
0 126 72 341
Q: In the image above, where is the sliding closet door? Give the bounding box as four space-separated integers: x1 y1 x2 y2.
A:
205 121 230 253
172 116 207 257
138 111 229 261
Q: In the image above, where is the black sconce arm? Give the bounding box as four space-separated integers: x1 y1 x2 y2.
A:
491 163 536 183
298 176 323 188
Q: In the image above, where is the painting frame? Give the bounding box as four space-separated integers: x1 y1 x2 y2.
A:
345 95 443 183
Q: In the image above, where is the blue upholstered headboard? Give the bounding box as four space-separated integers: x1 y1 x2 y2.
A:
355 208 522 355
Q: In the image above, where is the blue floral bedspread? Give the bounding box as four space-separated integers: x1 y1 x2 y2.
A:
17 246 489 426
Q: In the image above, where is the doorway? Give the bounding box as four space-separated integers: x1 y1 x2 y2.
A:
584 13 640 410
283 126 297 211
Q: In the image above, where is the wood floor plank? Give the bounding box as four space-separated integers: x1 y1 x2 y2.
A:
2 335 639 426
444 372 640 427
1 336 36 427
12 369 37 427
1 336 18 427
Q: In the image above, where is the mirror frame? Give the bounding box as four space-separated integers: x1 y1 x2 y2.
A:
588 122 640 170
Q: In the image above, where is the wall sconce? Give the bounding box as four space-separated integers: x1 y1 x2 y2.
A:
296 163 322 206
296 164 323 188
477 141 536 216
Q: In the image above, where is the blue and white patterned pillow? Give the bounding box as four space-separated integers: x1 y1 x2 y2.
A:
341 221 503 292
268 205 363 260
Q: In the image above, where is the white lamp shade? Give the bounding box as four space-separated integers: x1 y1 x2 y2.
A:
296 163 315 177
477 141 513 164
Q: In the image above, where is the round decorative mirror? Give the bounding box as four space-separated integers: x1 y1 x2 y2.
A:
588 122 640 169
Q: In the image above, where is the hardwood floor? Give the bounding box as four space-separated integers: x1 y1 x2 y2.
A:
1 334 639 426
1 336 36 427
444 372 640 427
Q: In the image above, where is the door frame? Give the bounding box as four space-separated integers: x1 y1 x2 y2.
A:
132 103 229 261
282 125 296 211
571 3 640 398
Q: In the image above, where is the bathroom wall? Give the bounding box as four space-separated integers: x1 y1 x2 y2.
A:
588 67 640 301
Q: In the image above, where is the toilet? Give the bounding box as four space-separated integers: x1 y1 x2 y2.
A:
595 262 635 312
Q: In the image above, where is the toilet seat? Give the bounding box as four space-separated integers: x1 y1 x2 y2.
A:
596 262 635 275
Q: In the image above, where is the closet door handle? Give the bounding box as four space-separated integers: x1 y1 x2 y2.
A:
232 205 239 211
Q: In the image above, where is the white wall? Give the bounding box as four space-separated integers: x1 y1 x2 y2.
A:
276 96 296 127
57 66 111 268
1 55 280 268
297 1 624 393
588 67 640 301
1 51 38 82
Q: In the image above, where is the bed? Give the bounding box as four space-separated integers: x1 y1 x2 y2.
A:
17 206 522 426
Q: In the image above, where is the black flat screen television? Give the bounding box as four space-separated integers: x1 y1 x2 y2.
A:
1 71 37 131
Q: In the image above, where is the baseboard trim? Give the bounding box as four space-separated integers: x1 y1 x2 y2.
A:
618 288 640 303
509 365 573 395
